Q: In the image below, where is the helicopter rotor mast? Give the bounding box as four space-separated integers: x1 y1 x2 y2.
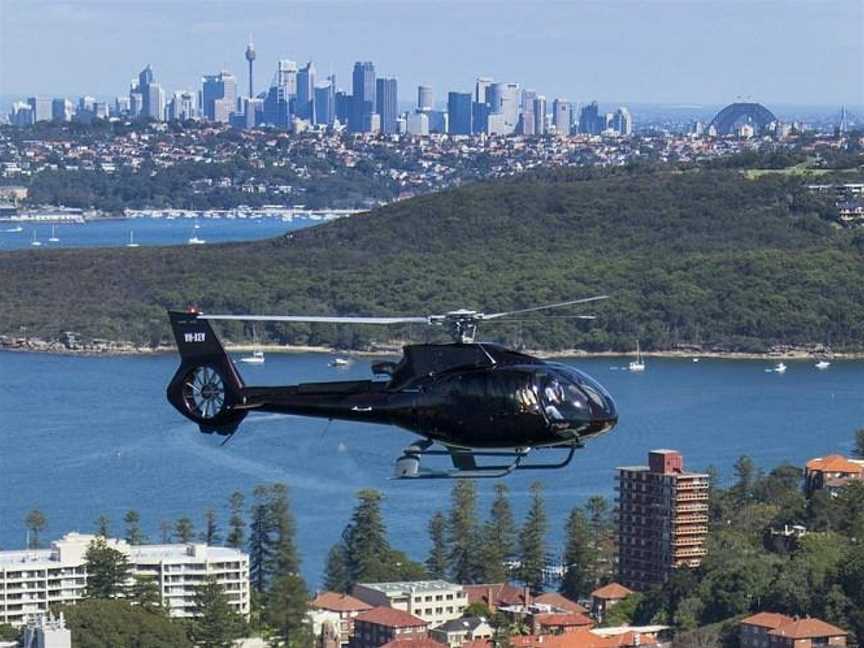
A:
199 295 609 344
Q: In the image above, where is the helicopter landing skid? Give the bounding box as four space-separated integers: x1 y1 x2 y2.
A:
392 440 579 480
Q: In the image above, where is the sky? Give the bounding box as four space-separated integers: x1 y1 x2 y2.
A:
0 0 862 108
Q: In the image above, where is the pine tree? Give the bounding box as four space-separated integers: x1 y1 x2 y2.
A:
323 544 350 593
130 575 163 613
477 521 507 584
124 510 145 545
159 520 172 543
84 537 132 599
447 480 480 584
189 576 244 648
519 482 548 593
175 516 195 544
426 511 449 579
226 491 245 549
343 489 391 585
248 485 272 593
490 483 517 560
95 515 110 538
201 508 221 545
25 510 46 549
560 507 594 600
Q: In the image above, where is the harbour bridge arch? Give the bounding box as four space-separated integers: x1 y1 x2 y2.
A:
709 102 777 135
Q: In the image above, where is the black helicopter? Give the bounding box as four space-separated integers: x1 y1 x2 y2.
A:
166 297 618 479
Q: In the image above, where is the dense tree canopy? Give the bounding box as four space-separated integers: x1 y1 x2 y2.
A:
4 167 864 352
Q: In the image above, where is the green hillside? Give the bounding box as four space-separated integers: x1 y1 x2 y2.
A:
2 166 864 352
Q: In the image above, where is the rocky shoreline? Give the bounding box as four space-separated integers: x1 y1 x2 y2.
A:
0 335 855 361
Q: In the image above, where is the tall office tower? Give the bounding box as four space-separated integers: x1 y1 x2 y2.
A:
519 111 535 136
447 92 472 135
418 85 433 112
26 97 52 123
375 77 398 135
612 107 633 136
51 98 72 122
552 98 572 134
129 90 143 118
114 96 131 116
533 96 546 135
616 450 709 591
334 90 351 125
168 91 198 121
202 71 238 123
351 61 376 132
314 82 335 126
486 82 520 134
472 77 493 134
275 60 298 96
245 38 256 98
579 101 600 134
8 102 33 126
474 77 492 105
137 64 164 121
297 62 316 121
521 89 537 114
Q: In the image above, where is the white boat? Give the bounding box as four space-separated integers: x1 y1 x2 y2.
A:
815 360 831 370
48 225 60 243
628 342 646 372
5 225 23 233
187 221 205 245
126 231 140 248
774 362 787 373
30 231 42 247
692 358 700 363
240 350 265 365
239 327 265 364
329 357 350 367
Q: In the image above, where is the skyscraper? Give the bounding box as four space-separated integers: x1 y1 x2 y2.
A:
579 101 600 134
297 62 316 122
351 61 376 132
202 71 238 123
533 96 546 136
375 77 398 135
417 85 433 112
472 77 493 135
335 90 351 125
314 75 336 127
276 60 298 96
552 98 572 135
486 82 519 134
26 97 52 123
616 450 709 591
612 107 633 136
447 92 472 135
245 38 256 99
51 98 72 122
137 65 164 121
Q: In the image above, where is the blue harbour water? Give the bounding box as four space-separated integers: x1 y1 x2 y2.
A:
0 216 317 250
2 351 861 588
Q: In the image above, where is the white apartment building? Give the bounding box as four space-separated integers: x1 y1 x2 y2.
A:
352 580 467 629
0 532 250 627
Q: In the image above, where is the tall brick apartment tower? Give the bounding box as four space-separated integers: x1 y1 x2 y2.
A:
616 449 709 591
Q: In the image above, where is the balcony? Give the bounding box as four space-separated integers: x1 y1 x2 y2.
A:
673 536 706 547
676 492 709 502
674 547 707 558
674 525 708 535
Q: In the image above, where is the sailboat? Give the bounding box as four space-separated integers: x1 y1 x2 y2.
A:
126 231 140 248
239 326 265 364
628 341 646 372
5 224 23 233
30 231 42 247
187 221 205 245
815 360 831 370
48 224 60 243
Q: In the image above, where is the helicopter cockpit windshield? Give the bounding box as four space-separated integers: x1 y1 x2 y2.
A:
538 364 618 433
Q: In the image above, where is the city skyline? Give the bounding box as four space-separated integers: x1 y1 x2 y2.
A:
0 0 862 107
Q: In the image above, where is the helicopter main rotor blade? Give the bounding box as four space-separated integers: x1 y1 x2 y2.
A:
483 315 598 324
200 315 430 325
482 295 609 320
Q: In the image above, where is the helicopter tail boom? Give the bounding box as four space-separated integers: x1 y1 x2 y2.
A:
166 310 248 434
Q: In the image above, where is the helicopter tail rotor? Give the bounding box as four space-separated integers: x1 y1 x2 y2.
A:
166 310 248 435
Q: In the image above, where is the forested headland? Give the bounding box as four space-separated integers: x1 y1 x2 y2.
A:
2 163 864 353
